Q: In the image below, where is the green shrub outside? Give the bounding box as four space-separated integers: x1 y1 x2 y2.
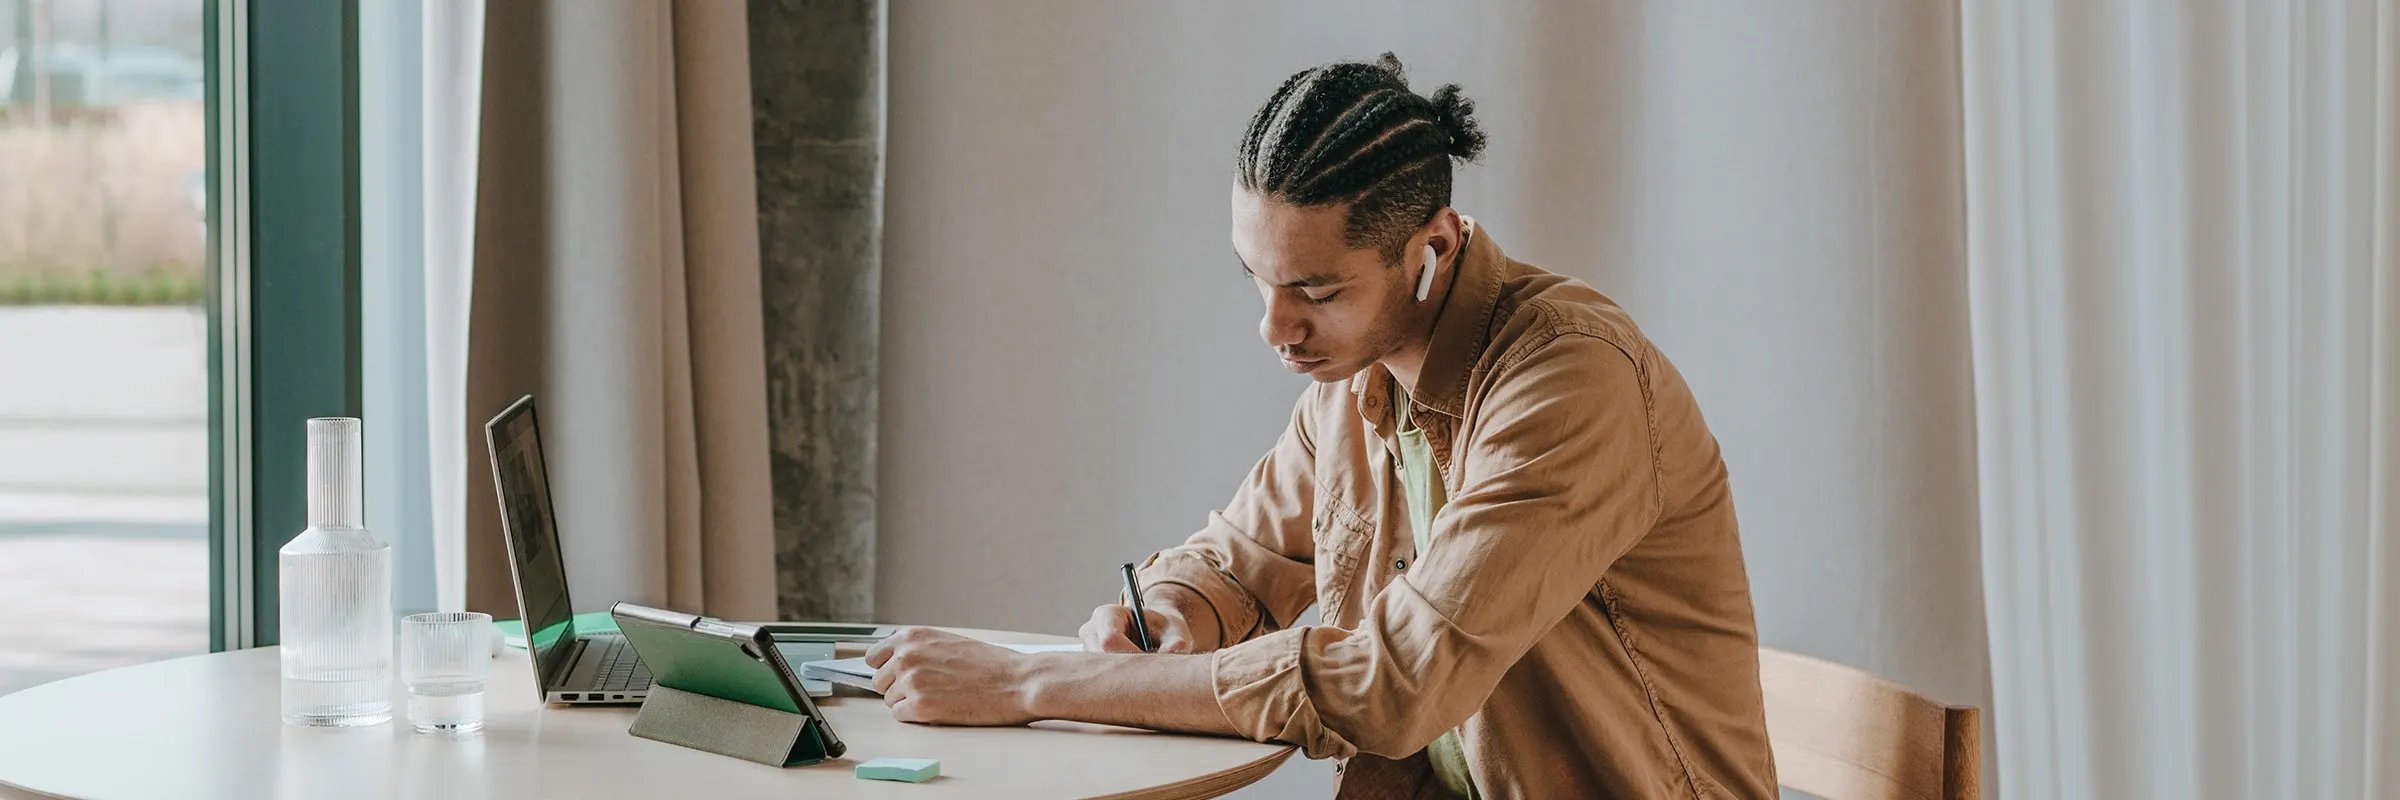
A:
0 269 204 306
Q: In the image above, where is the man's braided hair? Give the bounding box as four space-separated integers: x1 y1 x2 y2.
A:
1235 53 1488 264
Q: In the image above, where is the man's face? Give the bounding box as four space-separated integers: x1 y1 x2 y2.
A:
1230 189 1421 383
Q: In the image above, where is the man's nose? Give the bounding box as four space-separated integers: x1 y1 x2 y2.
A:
1259 293 1306 349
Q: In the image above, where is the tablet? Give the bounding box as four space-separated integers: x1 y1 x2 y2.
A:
611 602 847 759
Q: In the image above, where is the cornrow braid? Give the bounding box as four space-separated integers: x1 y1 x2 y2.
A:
1235 53 1487 263
1236 70 1313 184
1288 91 1411 182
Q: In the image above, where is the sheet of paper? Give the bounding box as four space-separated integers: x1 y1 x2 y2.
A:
802 643 1083 693
803 659 878 690
803 657 872 678
1002 643 1085 654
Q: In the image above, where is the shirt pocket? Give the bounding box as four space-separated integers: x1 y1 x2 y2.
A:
1312 503 1375 625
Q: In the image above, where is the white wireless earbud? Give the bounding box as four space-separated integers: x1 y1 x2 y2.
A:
1416 244 1440 302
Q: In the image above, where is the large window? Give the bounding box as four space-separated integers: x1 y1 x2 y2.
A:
0 0 209 696
1 0 421 695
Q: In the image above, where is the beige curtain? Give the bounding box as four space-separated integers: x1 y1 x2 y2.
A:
464 0 777 620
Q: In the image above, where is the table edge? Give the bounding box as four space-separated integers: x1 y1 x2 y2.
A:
0 626 1300 800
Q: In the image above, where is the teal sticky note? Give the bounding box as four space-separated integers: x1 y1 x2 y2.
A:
855 757 941 783
494 611 619 648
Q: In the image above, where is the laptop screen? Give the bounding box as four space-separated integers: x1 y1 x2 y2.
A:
485 396 578 682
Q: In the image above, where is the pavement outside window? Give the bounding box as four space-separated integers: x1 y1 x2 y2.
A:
0 307 208 696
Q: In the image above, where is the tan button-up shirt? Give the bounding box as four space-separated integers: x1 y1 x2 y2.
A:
1138 221 1776 798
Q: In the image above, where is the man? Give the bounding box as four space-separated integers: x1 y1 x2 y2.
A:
865 54 1776 798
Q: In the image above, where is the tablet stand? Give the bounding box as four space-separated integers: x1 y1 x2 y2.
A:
627 685 835 767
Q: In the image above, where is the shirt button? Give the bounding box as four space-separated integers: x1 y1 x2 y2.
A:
1394 557 1408 571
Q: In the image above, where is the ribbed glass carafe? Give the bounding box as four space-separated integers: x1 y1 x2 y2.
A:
278 417 393 727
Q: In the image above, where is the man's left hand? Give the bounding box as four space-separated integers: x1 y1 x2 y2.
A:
863 627 1038 726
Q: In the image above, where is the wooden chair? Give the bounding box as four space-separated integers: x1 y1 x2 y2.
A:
1759 648 1981 800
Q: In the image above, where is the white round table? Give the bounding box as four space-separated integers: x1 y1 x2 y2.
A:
0 627 1292 799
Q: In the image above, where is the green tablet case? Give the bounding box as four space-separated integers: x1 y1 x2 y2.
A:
612 603 846 767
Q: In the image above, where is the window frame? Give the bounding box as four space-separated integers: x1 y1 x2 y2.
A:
207 0 363 650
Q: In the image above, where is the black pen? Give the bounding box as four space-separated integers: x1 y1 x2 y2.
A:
1120 562 1155 652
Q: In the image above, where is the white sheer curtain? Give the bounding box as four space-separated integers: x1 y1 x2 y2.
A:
1964 2 2400 797
423 0 484 613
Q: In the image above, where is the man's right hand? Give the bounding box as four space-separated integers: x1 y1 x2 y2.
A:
1080 585 1220 654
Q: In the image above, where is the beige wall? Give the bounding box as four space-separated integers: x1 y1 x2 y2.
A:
880 2 1987 796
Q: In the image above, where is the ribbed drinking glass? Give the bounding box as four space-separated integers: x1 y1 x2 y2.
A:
400 612 492 735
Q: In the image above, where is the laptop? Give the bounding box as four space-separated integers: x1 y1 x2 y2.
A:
484 395 834 704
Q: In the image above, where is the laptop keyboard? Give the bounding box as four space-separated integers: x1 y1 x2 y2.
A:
587 637 652 691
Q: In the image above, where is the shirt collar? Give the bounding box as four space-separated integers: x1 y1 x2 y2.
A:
1351 215 1508 430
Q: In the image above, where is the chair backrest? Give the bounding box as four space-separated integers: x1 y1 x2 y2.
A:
1758 647 1980 800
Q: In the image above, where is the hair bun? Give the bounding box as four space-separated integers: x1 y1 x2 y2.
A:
1428 84 1487 162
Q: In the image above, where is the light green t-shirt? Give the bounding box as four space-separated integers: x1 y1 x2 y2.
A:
1395 386 1477 800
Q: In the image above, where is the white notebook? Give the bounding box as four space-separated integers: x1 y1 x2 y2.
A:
803 643 1083 694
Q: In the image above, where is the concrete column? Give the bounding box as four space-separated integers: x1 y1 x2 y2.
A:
746 0 885 622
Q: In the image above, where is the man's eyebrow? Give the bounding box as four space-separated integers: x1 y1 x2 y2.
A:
1234 250 1345 288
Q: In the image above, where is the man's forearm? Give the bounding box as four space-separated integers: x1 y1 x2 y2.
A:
1020 651 1240 737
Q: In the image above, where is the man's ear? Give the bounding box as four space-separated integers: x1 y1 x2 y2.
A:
1423 207 1465 262
1418 208 1466 275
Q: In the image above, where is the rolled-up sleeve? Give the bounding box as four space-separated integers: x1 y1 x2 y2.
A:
1208 332 1664 759
1136 388 1325 649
